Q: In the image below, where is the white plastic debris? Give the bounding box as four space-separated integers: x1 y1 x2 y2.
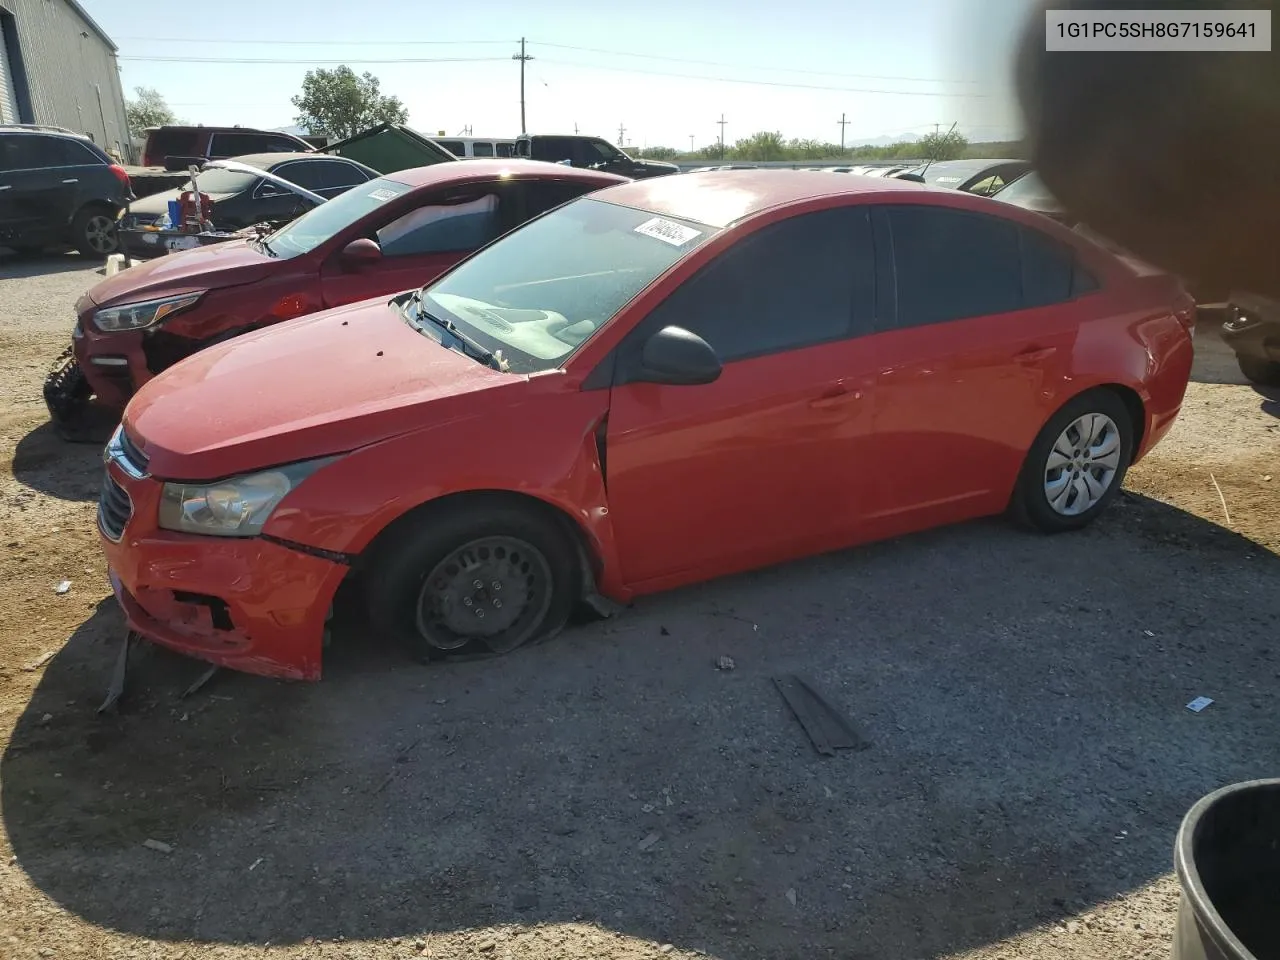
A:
142 839 173 854
1186 696 1214 713
715 656 736 671
785 888 797 907
638 832 660 851
1142 629 1155 638
54 580 71 595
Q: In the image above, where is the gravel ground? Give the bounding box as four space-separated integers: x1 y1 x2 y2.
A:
0 252 1277 960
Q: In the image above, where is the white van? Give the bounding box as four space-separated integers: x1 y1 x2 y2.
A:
433 137 517 159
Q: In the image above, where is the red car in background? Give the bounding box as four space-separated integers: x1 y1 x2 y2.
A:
100 171 1196 680
44 160 627 425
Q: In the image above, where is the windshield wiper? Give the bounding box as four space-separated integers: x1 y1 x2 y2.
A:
408 290 505 372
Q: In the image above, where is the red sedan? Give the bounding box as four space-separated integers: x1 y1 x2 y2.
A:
99 171 1196 680
46 160 626 423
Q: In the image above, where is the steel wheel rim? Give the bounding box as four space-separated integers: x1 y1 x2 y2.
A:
85 215 117 254
415 535 553 653
1043 412 1122 516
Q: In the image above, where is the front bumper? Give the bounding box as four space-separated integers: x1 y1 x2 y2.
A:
72 319 147 412
99 458 348 681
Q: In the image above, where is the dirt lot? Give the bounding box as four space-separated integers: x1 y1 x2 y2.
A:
0 252 1277 960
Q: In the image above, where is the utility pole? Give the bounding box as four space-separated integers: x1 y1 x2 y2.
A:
512 38 533 135
618 122 626 146
717 114 727 159
689 134 695 152
838 112 850 152
574 122 579 134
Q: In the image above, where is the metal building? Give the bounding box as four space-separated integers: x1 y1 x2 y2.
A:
0 0 131 162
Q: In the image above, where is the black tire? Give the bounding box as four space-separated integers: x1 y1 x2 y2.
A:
1237 355 1280 388
1011 389 1135 533
364 500 581 662
71 205 120 258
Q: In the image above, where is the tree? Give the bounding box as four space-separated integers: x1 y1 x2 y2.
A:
291 66 408 140
635 145 678 160
730 131 787 161
125 87 177 138
917 128 969 162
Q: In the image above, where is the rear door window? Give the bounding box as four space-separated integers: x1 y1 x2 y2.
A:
885 205 1023 327
46 138 102 167
437 140 465 155
275 159 369 195
146 129 199 161
209 132 275 157
1020 228 1076 307
472 141 495 158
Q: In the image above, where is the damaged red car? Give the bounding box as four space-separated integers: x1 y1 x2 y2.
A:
45 160 626 426
99 171 1196 680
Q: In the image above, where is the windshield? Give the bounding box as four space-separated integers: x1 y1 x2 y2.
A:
185 168 259 194
993 172 1058 209
420 198 717 374
263 177 412 258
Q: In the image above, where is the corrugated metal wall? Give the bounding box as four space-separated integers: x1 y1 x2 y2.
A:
2 0 131 161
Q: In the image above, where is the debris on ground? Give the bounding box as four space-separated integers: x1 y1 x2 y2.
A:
715 656 735 671
21 650 54 671
1186 696 1214 713
180 664 219 699
638 832 660 851
785 888 797 907
773 674 869 756
54 580 70 594
142 839 173 854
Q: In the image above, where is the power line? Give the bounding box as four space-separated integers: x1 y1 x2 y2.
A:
114 36 515 45
537 58 990 98
528 40 979 84
117 55 511 64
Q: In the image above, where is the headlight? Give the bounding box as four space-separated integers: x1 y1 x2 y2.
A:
94 293 203 332
158 458 334 538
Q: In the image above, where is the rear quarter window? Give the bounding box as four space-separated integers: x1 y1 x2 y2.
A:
146 129 200 159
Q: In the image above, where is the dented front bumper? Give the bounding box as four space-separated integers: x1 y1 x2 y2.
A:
99 459 348 681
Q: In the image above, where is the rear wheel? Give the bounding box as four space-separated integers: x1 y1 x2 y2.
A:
1011 390 1135 533
71 206 119 258
1237 355 1280 387
364 501 580 661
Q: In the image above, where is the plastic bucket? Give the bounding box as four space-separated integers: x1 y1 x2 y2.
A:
1174 778 1280 960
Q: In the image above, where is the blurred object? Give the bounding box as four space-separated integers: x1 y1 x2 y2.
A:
1174 778 1280 960
1015 0 1280 300
1221 292 1280 385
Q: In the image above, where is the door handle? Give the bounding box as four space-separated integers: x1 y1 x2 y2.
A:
1014 345 1057 363
62 178 79 184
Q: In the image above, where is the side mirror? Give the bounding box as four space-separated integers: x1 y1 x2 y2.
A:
638 325 721 386
341 238 382 267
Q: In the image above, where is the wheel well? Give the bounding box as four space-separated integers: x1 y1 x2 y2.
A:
71 199 116 222
1097 383 1147 451
358 489 602 582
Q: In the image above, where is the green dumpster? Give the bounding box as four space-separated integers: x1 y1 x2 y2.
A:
321 124 458 175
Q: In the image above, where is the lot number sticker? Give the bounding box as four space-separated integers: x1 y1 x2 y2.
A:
368 188 400 202
634 217 702 247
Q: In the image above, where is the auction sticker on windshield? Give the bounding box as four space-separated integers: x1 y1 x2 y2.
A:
634 217 702 247
368 188 400 202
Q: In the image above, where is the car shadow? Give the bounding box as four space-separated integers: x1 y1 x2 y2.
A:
0 250 102 278
1254 384 1280 419
10 421 106 503
3 496 1279 957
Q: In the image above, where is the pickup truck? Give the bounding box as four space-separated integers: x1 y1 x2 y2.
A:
515 134 679 179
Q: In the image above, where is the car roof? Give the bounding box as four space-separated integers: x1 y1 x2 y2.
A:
589 168 941 229
0 125 96 144
380 158 630 189
232 152 328 168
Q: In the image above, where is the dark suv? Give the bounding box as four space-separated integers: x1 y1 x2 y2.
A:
515 134 679 178
0 125 133 257
142 126 315 170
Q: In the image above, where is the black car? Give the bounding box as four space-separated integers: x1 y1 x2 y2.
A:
894 158 1032 196
1222 292 1280 387
515 134 679 179
120 152 380 252
0 124 133 257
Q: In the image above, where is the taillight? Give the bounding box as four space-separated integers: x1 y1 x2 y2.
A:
108 164 131 190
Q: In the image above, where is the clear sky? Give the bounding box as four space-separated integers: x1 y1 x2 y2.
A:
85 0 1036 150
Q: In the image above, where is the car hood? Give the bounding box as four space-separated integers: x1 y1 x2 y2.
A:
633 159 680 174
123 296 512 479
86 238 274 308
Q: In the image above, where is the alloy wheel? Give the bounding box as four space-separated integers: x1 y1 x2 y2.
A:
1043 412 1123 516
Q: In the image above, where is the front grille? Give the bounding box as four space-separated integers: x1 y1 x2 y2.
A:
98 473 132 541
118 428 149 476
